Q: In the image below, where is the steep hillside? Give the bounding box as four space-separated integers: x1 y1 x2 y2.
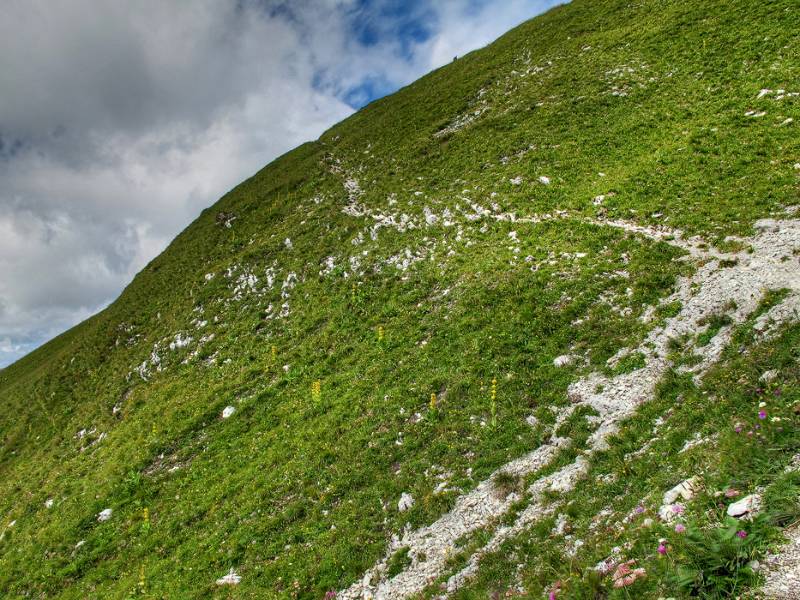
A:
2 0 799 598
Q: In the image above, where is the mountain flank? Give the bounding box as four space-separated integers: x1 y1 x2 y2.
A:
1 0 799 598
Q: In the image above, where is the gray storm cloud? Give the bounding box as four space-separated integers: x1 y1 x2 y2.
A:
0 0 559 366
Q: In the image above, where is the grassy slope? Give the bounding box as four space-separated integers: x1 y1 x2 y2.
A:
0 0 798 597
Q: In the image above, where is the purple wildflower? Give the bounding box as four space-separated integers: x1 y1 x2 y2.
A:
758 410 767 420
674 523 686 533
736 530 748 539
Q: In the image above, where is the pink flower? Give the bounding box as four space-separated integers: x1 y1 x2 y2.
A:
736 530 748 539
671 503 685 514
674 523 686 533
758 410 767 420
657 543 667 555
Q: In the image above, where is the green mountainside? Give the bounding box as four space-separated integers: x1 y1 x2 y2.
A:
1 0 799 598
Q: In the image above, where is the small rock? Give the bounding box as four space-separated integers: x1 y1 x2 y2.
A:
216 568 241 586
663 476 701 505
727 494 761 519
97 508 113 522
398 492 415 512
538 176 551 185
45 498 54 508
509 176 523 185
222 406 236 419
760 369 778 383
553 354 574 368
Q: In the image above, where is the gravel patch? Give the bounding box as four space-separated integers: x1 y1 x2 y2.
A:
761 524 800 599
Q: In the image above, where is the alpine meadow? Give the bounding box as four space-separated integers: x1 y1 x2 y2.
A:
2 0 800 598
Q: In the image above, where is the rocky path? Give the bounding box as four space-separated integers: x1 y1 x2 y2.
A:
761 524 800 599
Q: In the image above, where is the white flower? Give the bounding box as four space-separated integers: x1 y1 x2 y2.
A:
222 406 236 419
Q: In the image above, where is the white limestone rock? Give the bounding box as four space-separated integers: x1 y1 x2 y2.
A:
97 508 113 522
216 568 241 586
727 494 762 519
398 492 415 512
663 476 701 505
553 354 574 368
760 369 778 383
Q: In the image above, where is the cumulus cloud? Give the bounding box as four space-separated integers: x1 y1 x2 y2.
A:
0 0 560 366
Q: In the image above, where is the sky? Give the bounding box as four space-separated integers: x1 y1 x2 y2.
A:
0 0 561 367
